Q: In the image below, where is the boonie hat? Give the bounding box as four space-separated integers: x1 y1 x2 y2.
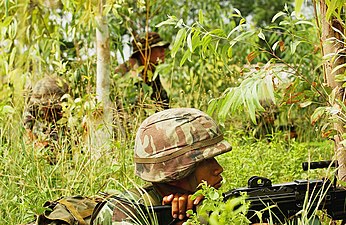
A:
131 32 169 57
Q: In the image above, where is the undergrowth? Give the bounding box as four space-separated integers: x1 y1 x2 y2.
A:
0 106 335 224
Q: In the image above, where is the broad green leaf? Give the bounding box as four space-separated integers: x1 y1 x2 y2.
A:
180 50 191 66
207 99 218 117
252 79 264 111
171 28 186 57
201 35 212 57
219 88 236 122
245 91 257 124
191 30 201 51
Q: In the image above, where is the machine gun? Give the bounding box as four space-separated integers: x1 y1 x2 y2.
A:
149 160 346 225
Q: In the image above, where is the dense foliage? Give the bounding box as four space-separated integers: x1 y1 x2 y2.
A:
0 0 343 224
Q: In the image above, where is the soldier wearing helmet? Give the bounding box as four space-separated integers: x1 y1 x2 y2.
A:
115 32 170 109
91 108 232 225
24 76 68 162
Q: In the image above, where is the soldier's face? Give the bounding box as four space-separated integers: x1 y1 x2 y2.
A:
193 157 224 190
149 46 166 64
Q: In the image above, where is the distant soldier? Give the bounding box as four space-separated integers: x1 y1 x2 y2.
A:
24 76 69 162
115 32 170 109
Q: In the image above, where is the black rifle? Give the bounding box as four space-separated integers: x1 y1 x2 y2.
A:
149 160 346 225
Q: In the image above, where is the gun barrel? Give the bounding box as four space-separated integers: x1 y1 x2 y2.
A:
302 160 337 171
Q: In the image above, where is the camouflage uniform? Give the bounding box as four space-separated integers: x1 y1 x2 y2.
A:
91 186 163 225
115 32 170 109
91 108 232 224
23 76 68 162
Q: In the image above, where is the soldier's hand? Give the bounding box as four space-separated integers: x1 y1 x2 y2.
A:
162 193 204 221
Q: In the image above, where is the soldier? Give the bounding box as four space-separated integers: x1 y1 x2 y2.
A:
115 32 170 109
91 108 232 225
24 76 69 163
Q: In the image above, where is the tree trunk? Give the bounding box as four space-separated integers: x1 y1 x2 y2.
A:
320 0 346 180
88 2 113 159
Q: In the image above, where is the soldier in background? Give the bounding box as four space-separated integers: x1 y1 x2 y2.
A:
115 32 170 109
24 76 69 163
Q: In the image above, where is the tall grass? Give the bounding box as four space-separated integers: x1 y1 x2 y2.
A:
0 68 336 224
0 101 335 224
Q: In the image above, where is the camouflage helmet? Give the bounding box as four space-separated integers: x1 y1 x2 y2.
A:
29 76 68 108
134 108 232 183
131 32 169 57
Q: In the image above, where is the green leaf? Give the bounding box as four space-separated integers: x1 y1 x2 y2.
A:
198 9 204 24
311 107 326 125
187 31 192 52
258 30 266 41
176 18 184 28
155 16 177 27
329 87 338 104
201 34 212 57
227 47 232 58
335 73 346 82
1 105 15 114
207 99 218 117
264 74 276 104
208 191 219 200
331 63 346 76
326 0 337 21
272 41 279 51
299 101 312 108
191 30 201 51
210 29 225 37
272 11 286 22
295 21 315 26
290 41 302 54
171 28 186 58
180 50 191 66
295 0 304 16
233 8 242 16
9 46 17 68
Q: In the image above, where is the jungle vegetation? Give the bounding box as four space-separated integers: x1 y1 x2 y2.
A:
1 0 345 224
